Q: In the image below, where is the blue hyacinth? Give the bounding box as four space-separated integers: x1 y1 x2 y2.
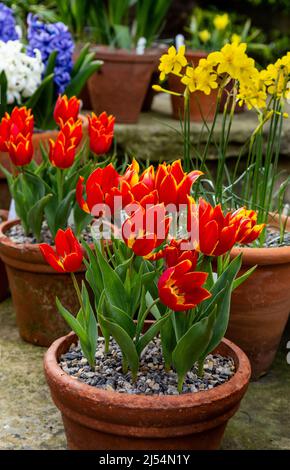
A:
0 3 18 42
27 14 75 94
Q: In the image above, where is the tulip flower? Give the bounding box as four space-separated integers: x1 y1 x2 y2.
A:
122 203 171 257
163 239 198 268
155 160 203 207
40 228 83 273
9 133 33 166
230 208 265 244
49 119 82 169
76 163 120 214
0 106 34 153
158 259 211 311
120 159 202 210
53 95 80 126
88 111 115 155
191 198 238 257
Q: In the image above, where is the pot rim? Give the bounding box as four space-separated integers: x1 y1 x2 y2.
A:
0 218 87 273
44 331 251 409
93 45 162 63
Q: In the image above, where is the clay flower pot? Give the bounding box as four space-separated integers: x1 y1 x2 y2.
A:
168 51 219 122
227 214 290 379
0 219 87 347
0 210 9 302
87 46 159 123
44 333 250 450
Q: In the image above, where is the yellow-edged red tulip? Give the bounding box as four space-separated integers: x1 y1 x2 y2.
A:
40 228 83 273
53 95 80 127
158 259 211 311
88 111 115 155
229 208 265 244
122 202 171 257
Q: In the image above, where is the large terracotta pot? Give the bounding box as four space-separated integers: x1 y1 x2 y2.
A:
0 210 9 302
0 219 87 347
168 51 218 122
87 47 158 123
227 214 290 379
44 333 250 450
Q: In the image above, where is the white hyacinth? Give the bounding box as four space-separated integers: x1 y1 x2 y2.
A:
0 40 44 104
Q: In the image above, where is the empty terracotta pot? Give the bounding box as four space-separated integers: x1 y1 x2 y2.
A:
87 47 158 123
227 215 290 379
0 210 9 302
0 219 87 347
168 51 218 122
44 333 250 450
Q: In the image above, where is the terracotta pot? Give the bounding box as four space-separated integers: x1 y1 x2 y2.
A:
0 177 10 210
227 214 290 379
87 47 158 123
44 333 250 450
0 210 9 302
0 219 87 347
168 51 218 122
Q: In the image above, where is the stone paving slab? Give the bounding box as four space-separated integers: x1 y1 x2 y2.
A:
114 95 290 162
0 297 289 450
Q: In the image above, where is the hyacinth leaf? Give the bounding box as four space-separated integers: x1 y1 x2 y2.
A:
172 308 217 391
201 254 243 357
27 193 53 242
65 61 102 98
99 315 139 379
136 313 170 356
25 73 54 110
0 71 7 118
94 243 130 313
71 43 90 77
232 265 257 291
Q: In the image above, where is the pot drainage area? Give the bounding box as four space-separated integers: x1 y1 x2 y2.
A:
0 298 289 450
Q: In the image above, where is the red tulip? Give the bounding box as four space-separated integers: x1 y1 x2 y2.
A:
0 107 34 164
53 95 80 127
158 259 211 311
188 198 238 257
0 113 12 151
76 163 120 214
155 160 203 206
49 119 82 169
9 133 33 166
40 228 83 273
88 111 115 155
229 208 265 244
122 203 171 257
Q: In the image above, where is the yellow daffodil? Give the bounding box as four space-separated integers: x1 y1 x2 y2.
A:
199 29 211 43
231 33 241 44
158 45 188 81
213 13 229 31
181 64 218 96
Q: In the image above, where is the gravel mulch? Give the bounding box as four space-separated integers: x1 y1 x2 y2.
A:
5 222 94 245
60 337 236 396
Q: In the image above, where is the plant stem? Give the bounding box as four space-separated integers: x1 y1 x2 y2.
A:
71 273 85 313
177 373 185 393
198 359 205 377
56 168 64 204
